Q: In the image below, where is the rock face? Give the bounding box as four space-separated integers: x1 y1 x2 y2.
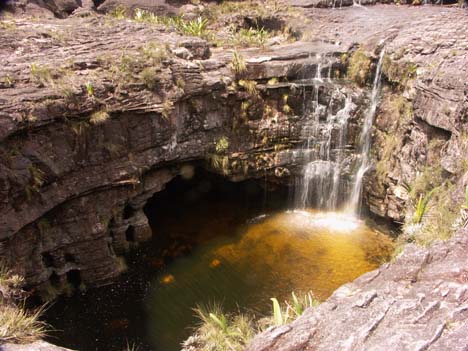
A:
247 226 468 351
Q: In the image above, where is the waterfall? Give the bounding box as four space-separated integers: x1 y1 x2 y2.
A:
293 49 384 214
294 53 355 210
347 49 385 213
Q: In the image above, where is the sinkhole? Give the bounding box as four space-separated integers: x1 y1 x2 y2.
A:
44 168 394 351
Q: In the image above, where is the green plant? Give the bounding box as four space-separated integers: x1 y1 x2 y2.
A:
270 298 283 326
269 291 319 326
89 111 110 125
231 50 247 75
238 79 258 97
409 166 444 201
85 82 94 96
231 27 269 47
412 188 437 224
177 17 209 37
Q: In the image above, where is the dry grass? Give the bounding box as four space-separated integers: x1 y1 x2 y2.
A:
0 304 48 343
89 111 110 125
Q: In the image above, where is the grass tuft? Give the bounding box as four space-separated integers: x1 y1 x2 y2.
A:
231 50 247 76
89 111 110 125
0 304 48 343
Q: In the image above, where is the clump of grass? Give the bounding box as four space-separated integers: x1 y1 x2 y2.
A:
0 264 24 289
89 111 110 125
382 54 417 88
133 9 210 38
140 67 160 90
238 79 258 97
176 17 209 37
186 292 319 350
347 48 371 86
190 303 255 351
409 166 444 201
412 188 437 224
231 50 247 75
30 63 53 86
85 82 94 96
231 27 269 47
0 304 48 343
108 5 128 19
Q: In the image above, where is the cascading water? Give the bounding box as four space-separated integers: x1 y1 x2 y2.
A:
294 53 356 210
347 49 385 213
294 49 385 213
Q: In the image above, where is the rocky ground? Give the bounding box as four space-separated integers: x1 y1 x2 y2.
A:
1 0 468 350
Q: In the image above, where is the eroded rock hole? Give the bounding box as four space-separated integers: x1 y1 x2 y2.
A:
125 226 135 242
42 252 56 268
66 270 82 288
